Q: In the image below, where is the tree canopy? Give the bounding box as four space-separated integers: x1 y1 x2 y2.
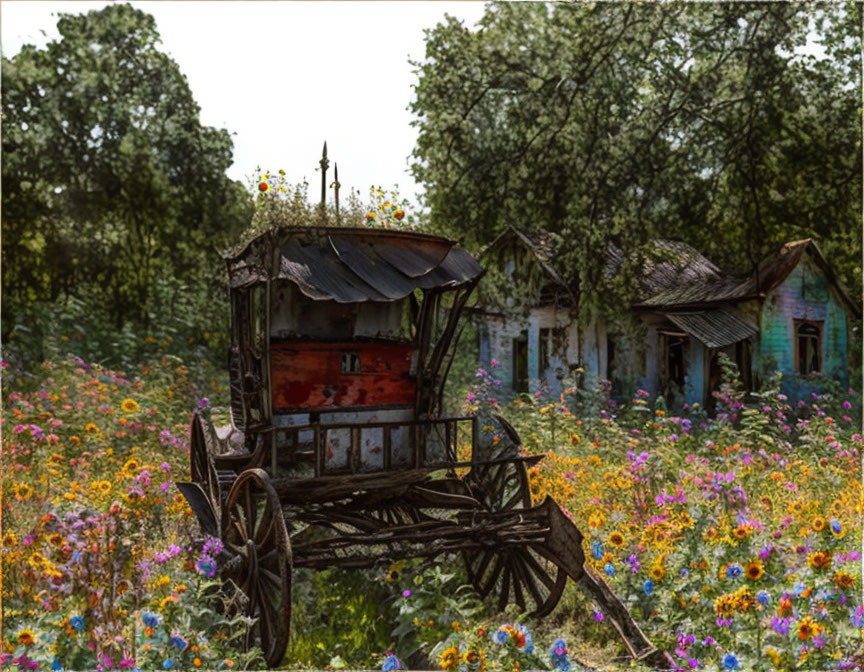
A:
409 2 861 316
2 3 252 358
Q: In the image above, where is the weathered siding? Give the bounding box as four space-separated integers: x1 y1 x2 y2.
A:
759 256 849 397
476 307 578 396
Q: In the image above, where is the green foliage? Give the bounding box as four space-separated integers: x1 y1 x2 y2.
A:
288 567 394 669
410 2 862 320
2 3 252 366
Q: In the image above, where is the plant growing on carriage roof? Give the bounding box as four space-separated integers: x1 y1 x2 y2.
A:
234 168 425 258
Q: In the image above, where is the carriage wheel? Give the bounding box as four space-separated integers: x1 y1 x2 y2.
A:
190 413 221 513
222 468 291 668
465 544 567 617
468 459 533 512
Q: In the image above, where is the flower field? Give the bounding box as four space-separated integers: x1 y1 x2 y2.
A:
1 354 259 671
455 364 864 671
2 353 862 671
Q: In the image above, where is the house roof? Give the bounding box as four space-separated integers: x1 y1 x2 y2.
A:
606 239 726 299
479 225 577 304
226 227 484 301
635 239 860 317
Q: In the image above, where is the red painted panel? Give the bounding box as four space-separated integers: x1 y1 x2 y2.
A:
271 341 416 410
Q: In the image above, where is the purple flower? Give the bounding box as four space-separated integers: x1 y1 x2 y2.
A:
771 617 791 635
401 589 411 598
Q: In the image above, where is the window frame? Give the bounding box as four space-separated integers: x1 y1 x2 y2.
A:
794 319 823 376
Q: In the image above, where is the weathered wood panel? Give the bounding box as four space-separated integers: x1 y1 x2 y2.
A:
271 342 416 410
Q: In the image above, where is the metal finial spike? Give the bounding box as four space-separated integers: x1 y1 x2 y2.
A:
334 163 341 224
319 141 330 212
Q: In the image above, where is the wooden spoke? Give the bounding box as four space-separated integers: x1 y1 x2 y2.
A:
223 468 292 668
465 544 567 618
468 461 532 513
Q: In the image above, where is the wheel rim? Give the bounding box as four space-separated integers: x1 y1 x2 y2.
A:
190 413 220 513
223 468 291 667
464 544 566 617
469 460 532 512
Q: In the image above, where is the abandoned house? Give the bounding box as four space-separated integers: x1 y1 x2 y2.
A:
473 228 860 407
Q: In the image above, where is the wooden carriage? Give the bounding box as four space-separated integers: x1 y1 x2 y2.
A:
177 224 671 669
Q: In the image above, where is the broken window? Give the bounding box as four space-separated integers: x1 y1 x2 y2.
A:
539 328 550 374
796 321 822 375
512 333 529 393
341 351 362 374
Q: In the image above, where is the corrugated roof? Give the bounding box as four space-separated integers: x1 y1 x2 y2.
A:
227 227 483 301
663 309 758 349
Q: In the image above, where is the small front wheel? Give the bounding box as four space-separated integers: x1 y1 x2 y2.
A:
222 468 291 668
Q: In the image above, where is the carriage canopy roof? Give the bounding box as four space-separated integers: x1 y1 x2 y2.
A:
225 227 484 302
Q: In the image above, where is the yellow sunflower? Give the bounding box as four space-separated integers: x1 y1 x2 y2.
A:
439 646 460 670
2 531 17 547
608 531 626 548
797 616 820 641
649 563 667 581
745 559 764 581
807 551 832 570
833 571 856 589
17 629 36 646
85 422 99 433
811 516 826 533
732 524 751 540
121 398 140 413
14 483 32 500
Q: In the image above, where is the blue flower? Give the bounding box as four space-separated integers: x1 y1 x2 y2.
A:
51 659 62 671
142 611 161 628
163 661 173 670
170 635 188 651
722 653 739 670
381 653 402 671
725 564 743 579
591 540 603 560
757 590 771 606
603 563 615 576
493 628 510 644
643 580 654 596
70 615 84 630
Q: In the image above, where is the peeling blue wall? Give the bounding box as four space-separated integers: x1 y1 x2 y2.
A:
759 256 849 400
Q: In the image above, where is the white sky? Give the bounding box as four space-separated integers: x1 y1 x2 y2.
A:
1 1 489 205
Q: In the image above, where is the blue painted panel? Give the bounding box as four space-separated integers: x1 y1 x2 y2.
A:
685 339 706 405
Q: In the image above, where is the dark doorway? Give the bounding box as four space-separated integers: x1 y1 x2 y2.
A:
735 339 753 391
661 332 687 405
512 334 529 393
